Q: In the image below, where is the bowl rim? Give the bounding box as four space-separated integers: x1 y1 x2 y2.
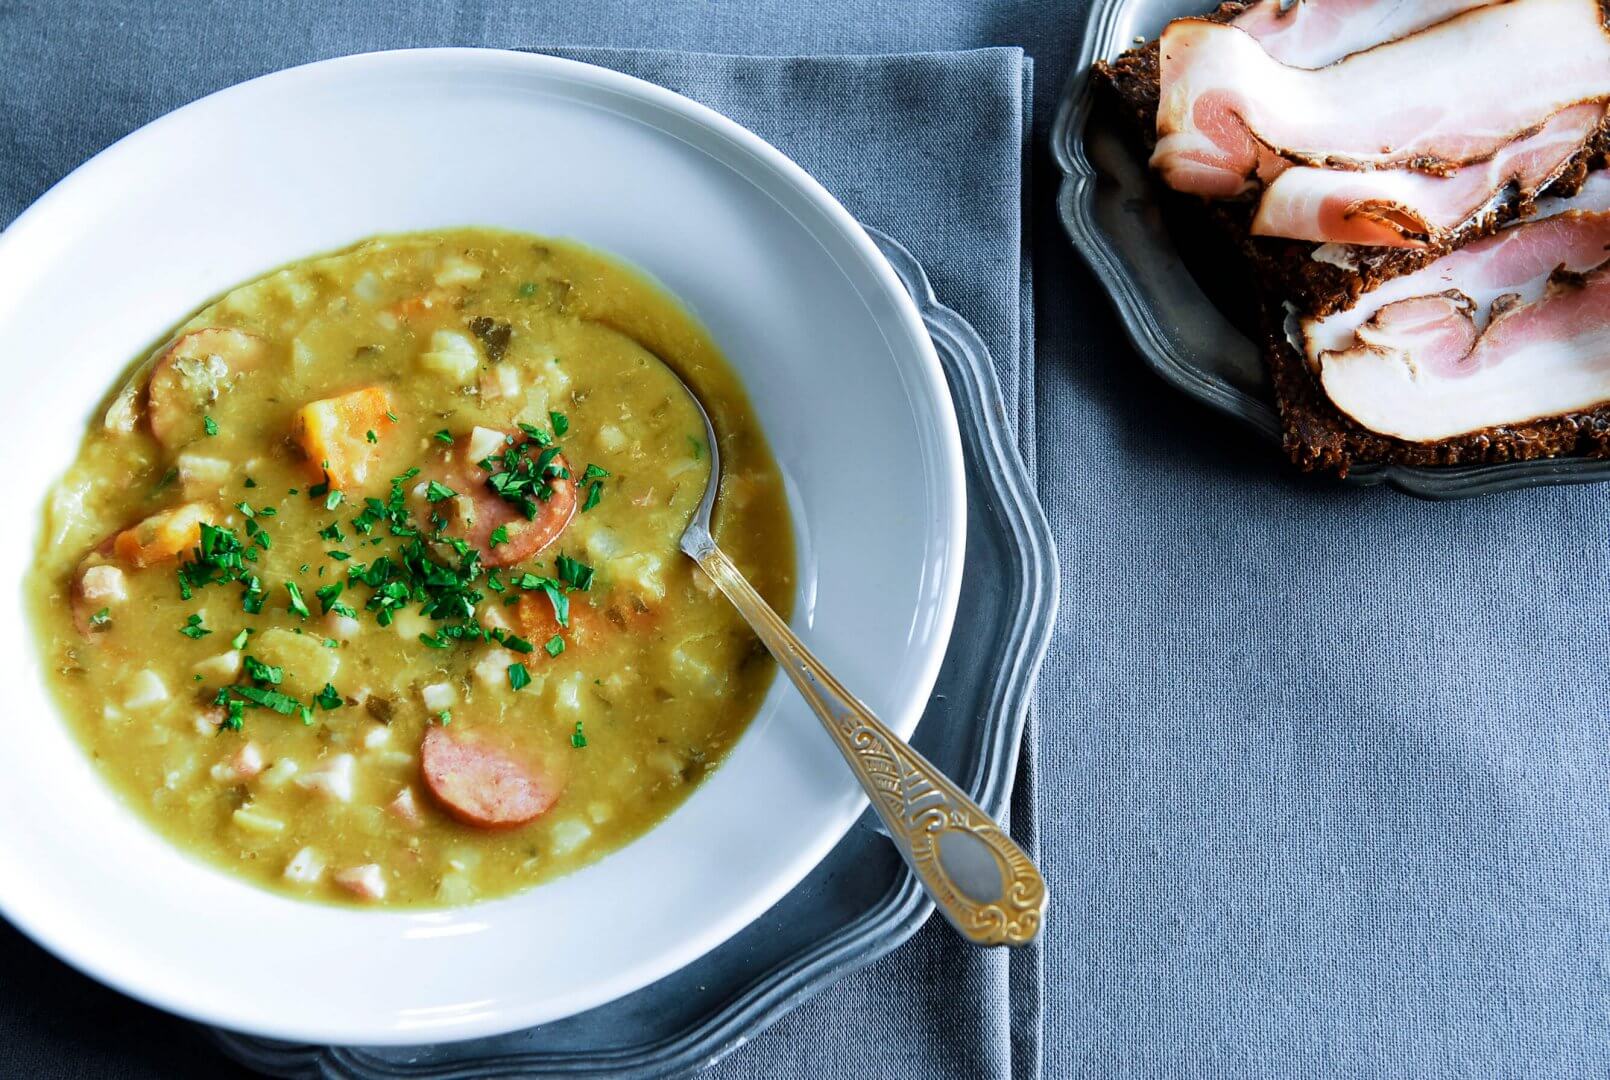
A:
0 46 967 1043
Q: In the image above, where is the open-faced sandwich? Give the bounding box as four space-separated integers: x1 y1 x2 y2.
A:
1095 0 1610 473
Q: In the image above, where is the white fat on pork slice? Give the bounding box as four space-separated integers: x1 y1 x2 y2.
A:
1151 0 1610 197
1231 0 1498 68
1305 209 1610 441
1252 103 1606 247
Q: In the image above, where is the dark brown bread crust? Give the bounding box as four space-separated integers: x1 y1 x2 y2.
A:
1092 2 1610 474
1260 311 1610 474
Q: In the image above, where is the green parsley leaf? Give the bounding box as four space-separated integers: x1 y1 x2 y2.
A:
489 524 509 548
285 580 311 619
314 683 343 710
436 709 452 725
324 489 344 511
365 429 378 444
689 435 703 459
545 634 565 657
242 655 283 686
507 662 531 691
582 481 604 512
517 281 537 298
231 627 250 649
89 608 111 628
179 612 212 639
424 480 457 502
418 632 449 649
244 477 257 489
203 416 218 437
433 429 454 444
503 634 535 654
555 554 594 591
314 581 345 615
570 721 587 748
549 411 569 437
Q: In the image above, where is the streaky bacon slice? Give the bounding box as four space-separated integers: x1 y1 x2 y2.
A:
1231 0 1499 68
1152 0 1610 197
1303 187 1610 441
1250 102 1607 247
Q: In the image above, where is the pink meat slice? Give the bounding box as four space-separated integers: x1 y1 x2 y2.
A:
1151 0 1610 197
1230 0 1499 68
1304 194 1610 440
1250 102 1607 247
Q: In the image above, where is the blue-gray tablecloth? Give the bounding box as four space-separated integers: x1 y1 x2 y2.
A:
5 1 1610 1077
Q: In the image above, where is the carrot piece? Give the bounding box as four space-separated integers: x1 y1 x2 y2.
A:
111 502 215 568
291 386 395 489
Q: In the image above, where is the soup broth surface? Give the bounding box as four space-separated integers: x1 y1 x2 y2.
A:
29 229 793 906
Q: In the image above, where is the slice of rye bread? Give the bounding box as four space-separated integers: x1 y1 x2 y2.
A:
1260 309 1610 473
1094 3 1610 474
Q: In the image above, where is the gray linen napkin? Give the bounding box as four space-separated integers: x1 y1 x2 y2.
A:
0 41 1038 1080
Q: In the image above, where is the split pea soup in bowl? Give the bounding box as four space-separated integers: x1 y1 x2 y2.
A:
0 49 964 1043
34 230 795 906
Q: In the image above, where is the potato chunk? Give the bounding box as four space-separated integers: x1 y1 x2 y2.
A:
291 385 395 489
250 627 340 698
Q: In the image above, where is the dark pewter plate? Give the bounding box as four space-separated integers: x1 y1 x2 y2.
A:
1051 0 1610 500
208 229 1058 1079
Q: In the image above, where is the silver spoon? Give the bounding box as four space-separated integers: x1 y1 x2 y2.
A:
676 381 1047 948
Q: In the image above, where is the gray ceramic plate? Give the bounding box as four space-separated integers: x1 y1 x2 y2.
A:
208 229 1058 1079
1051 0 1610 500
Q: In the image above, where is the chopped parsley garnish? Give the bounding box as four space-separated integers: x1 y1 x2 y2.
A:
386 410 399 423
177 523 264 616
488 524 509 548
517 281 537 298
284 581 311 619
549 411 569 437
570 721 587 748
424 480 457 502
507 662 531 691
231 628 250 650
365 429 378 444
555 554 594 591
503 634 535 654
478 433 570 519
689 435 703 459
244 477 257 489
89 608 111 628
314 581 345 615
313 683 343 710
318 521 345 542
433 429 454 444
151 467 178 495
179 612 212 639
324 489 344 511
418 632 449 649
545 634 565 657
242 655 283 685
224 684 301 716
203 416 218 436
579 463 608 512
436 709 452 725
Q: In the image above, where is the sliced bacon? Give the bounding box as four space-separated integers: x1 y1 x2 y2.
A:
1302 200 1610 441
1231 0 1499 68
1251 103 1607 246
1152 0 1610 197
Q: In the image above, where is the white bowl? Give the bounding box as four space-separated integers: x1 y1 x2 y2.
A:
0 50 964 1044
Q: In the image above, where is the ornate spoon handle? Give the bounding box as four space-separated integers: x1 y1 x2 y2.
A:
684 533 1046 947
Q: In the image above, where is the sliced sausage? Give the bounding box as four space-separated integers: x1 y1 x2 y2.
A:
291 385 395 489
431 432 575 567
145 328 269 448
420 726 560 829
